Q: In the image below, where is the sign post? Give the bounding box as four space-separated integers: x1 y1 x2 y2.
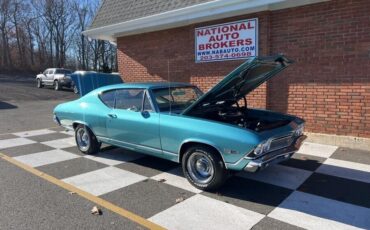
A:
195 18 258 63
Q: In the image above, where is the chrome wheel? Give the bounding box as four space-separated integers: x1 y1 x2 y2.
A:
37 79 41 88
187 151 214 184
54 81 60 90
76 127 90 151
73 85 78 94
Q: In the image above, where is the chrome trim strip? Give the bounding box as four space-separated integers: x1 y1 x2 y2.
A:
97 136 180 161
225 149 253 167
163 150 178 156
162 150 179 156
98 137 164 154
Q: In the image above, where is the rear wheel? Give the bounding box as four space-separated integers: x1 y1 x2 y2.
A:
75 124 101 154
37 79 43 88
182 145 228 191
54 80 60 91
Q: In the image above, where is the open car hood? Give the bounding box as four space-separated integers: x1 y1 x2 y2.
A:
182 55 293 115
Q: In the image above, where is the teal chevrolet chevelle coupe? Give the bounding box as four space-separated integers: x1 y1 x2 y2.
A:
53 55 306 190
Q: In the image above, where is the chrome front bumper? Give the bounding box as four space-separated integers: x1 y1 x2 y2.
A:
53 114 61 126
244 135 307 172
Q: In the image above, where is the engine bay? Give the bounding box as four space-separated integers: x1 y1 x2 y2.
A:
196 103 293 132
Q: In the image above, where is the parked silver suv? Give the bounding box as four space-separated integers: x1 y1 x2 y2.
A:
36 68 73 90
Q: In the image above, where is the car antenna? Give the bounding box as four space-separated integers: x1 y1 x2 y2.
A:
168 59 172 114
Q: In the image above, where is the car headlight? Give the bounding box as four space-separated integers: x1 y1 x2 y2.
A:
253 139 271 156
254 143 264 156
295 124 304 136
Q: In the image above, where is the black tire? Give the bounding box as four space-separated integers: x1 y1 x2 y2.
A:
54 80 60 91
75 124 101 154
182 145 228 191
37 79 43 88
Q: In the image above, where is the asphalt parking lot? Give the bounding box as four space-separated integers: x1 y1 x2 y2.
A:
0 75 369 230
0 74 77 133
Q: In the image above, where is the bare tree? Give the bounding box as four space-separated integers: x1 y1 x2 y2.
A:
0 0 116 73
0 0 13 68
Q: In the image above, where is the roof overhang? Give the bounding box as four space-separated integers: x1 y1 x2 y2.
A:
83 0 328 42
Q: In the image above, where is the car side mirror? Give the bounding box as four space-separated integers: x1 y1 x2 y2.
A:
141 110 150 118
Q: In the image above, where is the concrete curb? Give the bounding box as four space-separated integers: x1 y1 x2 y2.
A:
306 132 370 151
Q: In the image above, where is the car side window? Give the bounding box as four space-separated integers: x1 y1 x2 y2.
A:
43 69 48 75
143 93 153 112
115 89 144 111
99 90 116 108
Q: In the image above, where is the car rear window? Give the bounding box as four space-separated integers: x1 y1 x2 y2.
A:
99 90 116 108
115 89 144 111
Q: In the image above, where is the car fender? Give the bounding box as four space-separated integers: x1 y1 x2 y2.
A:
179 138 227 165
36 74 45 80
72 120 91 130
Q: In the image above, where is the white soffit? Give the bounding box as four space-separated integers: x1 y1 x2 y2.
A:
83 0 328 42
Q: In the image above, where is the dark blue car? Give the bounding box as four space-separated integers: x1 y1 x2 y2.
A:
70 72 123 96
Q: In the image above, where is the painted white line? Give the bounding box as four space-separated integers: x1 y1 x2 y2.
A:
149 194 264 230
316 158 370 183
268 191 370 230
62 167 146 196
41 137 76 149
0 137 36 149
13 149 80 167
84 148 144 166
238 164 313 190
298 142 337 158
13 129 56 137
151 167 202 194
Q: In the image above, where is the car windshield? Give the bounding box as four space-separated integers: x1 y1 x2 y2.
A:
55 69 72 74
152 86 203 112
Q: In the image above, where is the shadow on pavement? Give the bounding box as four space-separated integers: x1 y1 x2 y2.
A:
0 101 17 110
87 146 370 229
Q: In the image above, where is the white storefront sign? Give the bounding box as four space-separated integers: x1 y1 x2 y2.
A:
195 18 258 63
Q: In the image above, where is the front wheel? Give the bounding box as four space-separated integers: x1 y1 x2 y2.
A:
37 79 43 88
182 145 228 191
75 124 101 154
54 81 60 91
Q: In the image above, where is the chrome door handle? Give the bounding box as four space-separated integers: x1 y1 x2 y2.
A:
108 113 117 118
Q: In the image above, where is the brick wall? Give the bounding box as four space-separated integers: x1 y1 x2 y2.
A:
268 0 370 137
117 0 370 138
117 12 270 109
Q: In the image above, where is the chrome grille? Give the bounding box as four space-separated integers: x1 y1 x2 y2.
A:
269 135 294 152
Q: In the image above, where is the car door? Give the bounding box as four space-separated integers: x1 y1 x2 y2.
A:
40 69 48 83
43 69 53 85
106 89 161 155
47 69 55 83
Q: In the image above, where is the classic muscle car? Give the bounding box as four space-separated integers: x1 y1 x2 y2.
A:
53 55 306 190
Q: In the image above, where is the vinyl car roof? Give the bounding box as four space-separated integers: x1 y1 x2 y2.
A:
96 82 194 92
